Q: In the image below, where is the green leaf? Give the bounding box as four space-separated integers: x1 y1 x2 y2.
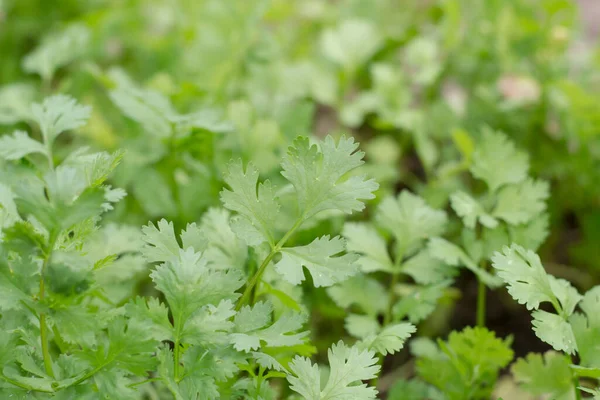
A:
393 280 453 323
287 341 380 400
31 95 91 146
361 323 416 356
342 222 393 273
142 219 182 263
109 78 174 138
0 131 47 161
376 191 447 255
252 352 286 372
281 135 378 220
507 214 549 251
150 248 244 323
493 179 550 225
388 379 444 400
23 24 90 81
511 352 574 400
344 314 379 341
491 244 555 310
492 244 581 315
470 129 529 191
220 160 280 246
417 327 513 400
231 309 308 352
428 238 502 288
327 275 387 316
450 191 498 229
532 310 577 355
276 235 359 287
320 19 382 70
401 250 457 285
571 286 600 367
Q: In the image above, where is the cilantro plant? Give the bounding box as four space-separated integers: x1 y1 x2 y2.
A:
1 0 600 399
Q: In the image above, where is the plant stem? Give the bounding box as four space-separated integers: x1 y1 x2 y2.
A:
476 278 486 327
384 272 399 326
570 357 582 400
39 232 58 379
236 218 304 311
0 373 54 393
173 339 181 382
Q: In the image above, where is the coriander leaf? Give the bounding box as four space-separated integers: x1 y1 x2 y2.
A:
198 208 247 271
230 311 308 352
491 244 555 310
0 131 47 161
0 83 35 124
142 219 181 263
109 79 174 138
327 275 387 316
401 250 457 285
417 327 513 400
376 191 447 255
287 341 380 400
233 301 273 335
493 179 550 225
569 286 600 367
126 296 172 342
492 245 582 316
150 248 244 322
183 300 236 345
507 214 549 251
388 379 444 400
220 160 280 246
531 310 577 355
511 352 574 400
342 222 393 273
361 323 416 356
345 314 380 339
393 280 452 323
450 191 498 229
0 183 20 233
252 352 286 372
276 235 359 287
320 19 382 70
281 135 378 220
428 237 502 287
549 276 582 317
31 95 91 146
23 25 90 82
470 129 529 191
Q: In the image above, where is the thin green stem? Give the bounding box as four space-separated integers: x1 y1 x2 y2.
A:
0 373 54 393
570 355 582 400
39 232 58 378
476 278 486 327
173 339 181 382
127 377 162 388
384 272 399 326
236 218 304 311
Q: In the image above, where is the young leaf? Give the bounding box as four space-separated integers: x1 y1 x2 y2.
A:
376 191 447 255
276 235 359 287
512 351 574 399
450 191 498 229
31 95 91 147
287 341 380 400
220 160 280 246
361 323 416 356
0 131 47 161
342 222 393 273
470 129 529 191
281 135 378 220
493 179 550 225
